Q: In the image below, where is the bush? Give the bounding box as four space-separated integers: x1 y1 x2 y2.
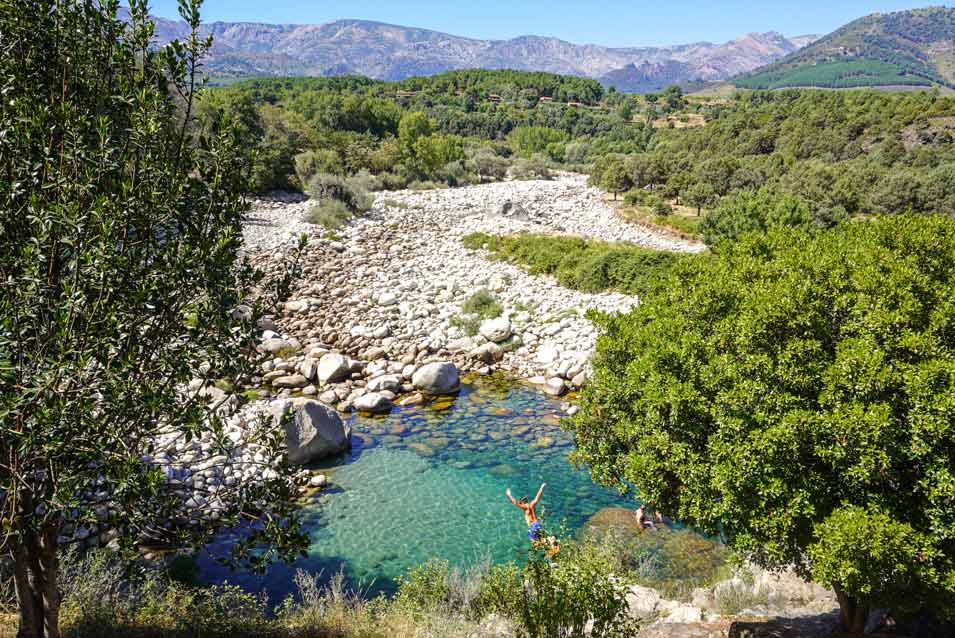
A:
306 199 354 229
466 146 509 183
307 172 373 214
517 542 636 638
294 149 344 187
649 195 672 217
700 189 812 246
463 233 688 296
461 289 503 319
511 154 552 181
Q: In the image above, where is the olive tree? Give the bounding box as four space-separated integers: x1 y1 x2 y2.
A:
0 2 306 636
569 216 955 633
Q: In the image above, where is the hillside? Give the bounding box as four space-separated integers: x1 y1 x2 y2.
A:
736 6 955 89
143 14 812 91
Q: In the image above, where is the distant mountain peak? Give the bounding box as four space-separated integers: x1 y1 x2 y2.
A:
141 14 813 91
737 5 955 89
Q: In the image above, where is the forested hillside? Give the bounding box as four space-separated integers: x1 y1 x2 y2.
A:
202 70 675 199
736 6 955 89
589 89 955 242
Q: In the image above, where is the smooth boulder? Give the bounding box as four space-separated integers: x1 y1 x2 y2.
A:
354 392 393 414
274 399 351 465
412 362 460 395
317 352 351 385
479 317 512 343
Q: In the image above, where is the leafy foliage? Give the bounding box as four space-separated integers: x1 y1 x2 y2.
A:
462 233 688 297
569 215 955 626
0 2 306 635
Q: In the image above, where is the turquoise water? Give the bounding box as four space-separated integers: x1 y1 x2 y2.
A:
199 376 634 601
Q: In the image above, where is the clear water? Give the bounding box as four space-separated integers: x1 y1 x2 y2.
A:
199 376 634 602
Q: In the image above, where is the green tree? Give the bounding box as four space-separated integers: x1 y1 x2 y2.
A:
398 111 434 154
569 216 955 633
0 3 306 636
683 181 717 216
700 189 812 246
592 155 632 200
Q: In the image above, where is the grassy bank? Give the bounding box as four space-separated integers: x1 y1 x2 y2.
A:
5 525 742 638
461 233 697 296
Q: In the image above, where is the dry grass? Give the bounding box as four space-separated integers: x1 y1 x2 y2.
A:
607 195 706 240
651 113 706 129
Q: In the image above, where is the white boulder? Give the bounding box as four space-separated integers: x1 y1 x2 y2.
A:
412 362 461 395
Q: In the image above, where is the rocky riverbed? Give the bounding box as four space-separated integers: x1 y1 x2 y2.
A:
241 173 703 415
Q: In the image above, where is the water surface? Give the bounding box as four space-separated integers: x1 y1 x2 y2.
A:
200 376 634 601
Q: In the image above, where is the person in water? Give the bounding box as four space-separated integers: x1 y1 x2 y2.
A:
506 482 546 540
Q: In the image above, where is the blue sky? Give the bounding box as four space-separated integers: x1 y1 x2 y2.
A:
148 1 945 47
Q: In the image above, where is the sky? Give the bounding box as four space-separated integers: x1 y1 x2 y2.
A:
148 1 945 47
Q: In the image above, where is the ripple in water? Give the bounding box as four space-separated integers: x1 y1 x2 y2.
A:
200 376 634 601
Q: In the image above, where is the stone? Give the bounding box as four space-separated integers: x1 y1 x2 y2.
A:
274 399 351 465
626 585 663 618
272 374 308 389
298 360 318 382
378 292 398 306
542 378 566 397
262 338 293 354
412 362 460 395
317 352 351 385
367 374 401 393
571 370 588 388
397 392 425 406
479 317 512 343
497 201 530 221
309 474 328 488
354 392 393 414
469 341 503 364
536 345 560 364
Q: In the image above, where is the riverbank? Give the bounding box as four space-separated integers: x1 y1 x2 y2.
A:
242 173 702 412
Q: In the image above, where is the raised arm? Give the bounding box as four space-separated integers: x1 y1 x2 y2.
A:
530 482 547 507
505 487 519 507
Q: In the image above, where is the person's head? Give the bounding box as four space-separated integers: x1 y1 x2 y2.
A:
519 496 528 505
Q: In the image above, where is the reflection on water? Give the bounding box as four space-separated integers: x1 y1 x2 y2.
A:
199 376 634 602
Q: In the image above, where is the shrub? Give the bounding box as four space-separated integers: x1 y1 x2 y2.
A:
294 148 343 187
306 199 354 229
517 541 636 638
394 559 454 614
463 233 688 297
475 563 522 619
700 189 812 246
467 146 510 182
511 154 552 181
713 577 769 616
461 289 502 319
649 195 672 217
307 172 373 215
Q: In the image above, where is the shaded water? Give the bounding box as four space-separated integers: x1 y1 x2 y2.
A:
200 376 634 602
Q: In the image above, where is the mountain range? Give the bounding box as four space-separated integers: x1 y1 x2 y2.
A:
737 6 955 89
145 15 815 92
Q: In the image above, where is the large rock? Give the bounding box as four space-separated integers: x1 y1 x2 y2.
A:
542 377 566 397
412 362 461 395
317 352 351 385
354 392 393 414
367 374 401 393
479 317 512 343
272 374 308 389
470 341 503 364
274 400 351 465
